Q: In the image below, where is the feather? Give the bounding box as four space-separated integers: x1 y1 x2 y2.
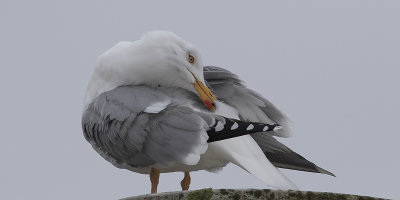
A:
209 136 298 190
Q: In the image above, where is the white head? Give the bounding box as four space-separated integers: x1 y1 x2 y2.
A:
84 31 216 110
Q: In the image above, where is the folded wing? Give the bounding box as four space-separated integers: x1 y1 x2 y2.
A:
82 86 211 168
204 66 334 176
204 66 291 138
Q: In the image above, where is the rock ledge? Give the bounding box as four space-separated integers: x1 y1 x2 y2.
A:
122 188 387 200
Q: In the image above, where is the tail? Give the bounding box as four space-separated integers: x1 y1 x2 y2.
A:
209 135 298 190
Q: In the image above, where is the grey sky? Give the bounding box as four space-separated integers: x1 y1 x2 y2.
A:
1 1 399 199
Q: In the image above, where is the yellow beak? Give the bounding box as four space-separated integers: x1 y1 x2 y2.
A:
191 73 217 111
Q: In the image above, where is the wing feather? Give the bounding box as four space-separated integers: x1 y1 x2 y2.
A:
82 86 211 169
204 66 291 137
204 66 334 176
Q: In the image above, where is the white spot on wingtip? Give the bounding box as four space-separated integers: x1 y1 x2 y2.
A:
215 121 224 132
262 126 269 131
231 122 238 130
246 124 254 130
273 125 282 131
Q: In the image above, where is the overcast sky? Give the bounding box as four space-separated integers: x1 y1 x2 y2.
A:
1 1 399 199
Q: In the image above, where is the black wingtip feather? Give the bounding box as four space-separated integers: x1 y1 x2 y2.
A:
264 149 335 176
207 117 279 143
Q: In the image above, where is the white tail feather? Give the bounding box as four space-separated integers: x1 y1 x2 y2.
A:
209 135 298 190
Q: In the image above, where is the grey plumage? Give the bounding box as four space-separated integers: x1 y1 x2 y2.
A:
82 86 211 169
204 66 334 176
82 85 282 172
204 66 291 138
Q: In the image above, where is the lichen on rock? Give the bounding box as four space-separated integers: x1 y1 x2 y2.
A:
122 188 388 200
187 188 213 200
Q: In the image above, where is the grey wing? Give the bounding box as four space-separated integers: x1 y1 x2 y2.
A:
82 86 211 169
204 66 291 138
204 66 334 176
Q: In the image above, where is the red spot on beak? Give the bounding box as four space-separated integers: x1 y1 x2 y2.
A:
204 99 215 110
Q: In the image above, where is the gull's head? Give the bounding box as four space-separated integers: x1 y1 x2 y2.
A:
84 31 216 110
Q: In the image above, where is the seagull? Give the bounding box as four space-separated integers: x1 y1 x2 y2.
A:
82 31 334 194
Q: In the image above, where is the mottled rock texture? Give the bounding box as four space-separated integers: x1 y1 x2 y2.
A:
122 188 387 200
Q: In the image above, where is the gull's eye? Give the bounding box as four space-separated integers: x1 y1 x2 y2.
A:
187 54 195 64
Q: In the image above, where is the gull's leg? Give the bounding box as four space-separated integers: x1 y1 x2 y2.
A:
150 168 160 194
181 172 191 191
